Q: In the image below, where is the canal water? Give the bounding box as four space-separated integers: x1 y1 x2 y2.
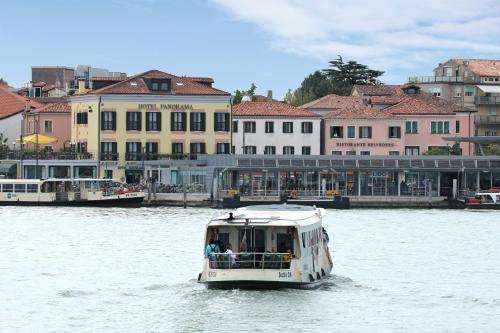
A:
0 207 499 332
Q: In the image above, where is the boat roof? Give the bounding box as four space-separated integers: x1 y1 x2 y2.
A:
0 178 121 184
209 204 325 227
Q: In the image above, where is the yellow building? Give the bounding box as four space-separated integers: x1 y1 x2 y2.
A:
70 70 231 182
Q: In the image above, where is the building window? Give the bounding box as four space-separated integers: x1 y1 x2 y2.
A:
172 142 184 158
347 126 355 138
214 113 230 131
265 121 274 133
101 111 116 131
44 120 53 134
330 126 343 138
455 87 461 97
243 146 256 154
301 122 313 133
244 121 256 133
232 120 238 133
145 142 158 160
405 146 420 156
429 87 441 97
331 151 342 155
282 122 293 133
216 143 230 154
171 112 187 131
100 142 117 160
126 112 141 131
264 146 276 155
190 112 206 131
388 126 401 138
283 146 294 155
126 142 141 161
465 86 474 97
151 80 169 91
359 126 372 138
346 150 356 155
360 151 370 156
76 112 88 125
389 151 400 156
456 120 460 133
190 142 206 156
302 146 311 155
430 121 450 134
146 112 161 131
405 121 418 134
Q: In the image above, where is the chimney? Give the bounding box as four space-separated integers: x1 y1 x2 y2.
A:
78 79 87 94
267 90 273 100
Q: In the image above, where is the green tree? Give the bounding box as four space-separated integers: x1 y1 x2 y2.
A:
484 144 500 156
284 89 293 104
0 78 8 86
449 142 462 155
290 71 332 106
233 83 257 105
0 133 8 159
323 55 384 96
423 147 450 156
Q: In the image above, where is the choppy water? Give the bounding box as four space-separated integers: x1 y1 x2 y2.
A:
0 206 499 332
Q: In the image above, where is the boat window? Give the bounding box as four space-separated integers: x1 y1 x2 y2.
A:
27 184 38 193
239 228 265 253
301 232 305 248
14 184 26 193
277 233 294 253
2 184 13 192
217 233 230 252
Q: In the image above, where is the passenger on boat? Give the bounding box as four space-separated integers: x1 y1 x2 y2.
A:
225 243 237 267
282 249 292 269
322 227 330 243
206 239 221 268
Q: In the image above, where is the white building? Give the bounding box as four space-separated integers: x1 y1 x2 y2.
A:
232 101 322 155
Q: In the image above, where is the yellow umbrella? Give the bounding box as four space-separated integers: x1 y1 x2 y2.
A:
16 134 58 145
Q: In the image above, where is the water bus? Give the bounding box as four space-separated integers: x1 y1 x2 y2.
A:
463 188 500 210
198 204 333 289
0 178 145 207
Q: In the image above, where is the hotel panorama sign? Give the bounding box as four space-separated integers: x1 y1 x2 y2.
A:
336 142 395 147
138 103 194 111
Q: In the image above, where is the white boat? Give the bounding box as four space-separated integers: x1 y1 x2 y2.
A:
464 189 500 209
198 204 333 289
0 178 145 207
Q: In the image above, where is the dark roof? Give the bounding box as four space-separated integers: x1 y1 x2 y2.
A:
85 70 229 96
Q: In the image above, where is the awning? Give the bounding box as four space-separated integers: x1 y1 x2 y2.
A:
16 134 58 144
476 85 500 94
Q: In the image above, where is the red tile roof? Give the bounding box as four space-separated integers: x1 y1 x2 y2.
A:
182 76 214 84
384 96 457 115
369 96 402 105
324 106 398 119
233 101 321 117
0 85 41 120
352 85 404 96
30 102 71 113
300 94 364 109
452 59 500 76
86 70 229 96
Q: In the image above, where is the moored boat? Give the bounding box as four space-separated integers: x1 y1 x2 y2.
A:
198 204 333 289
0 178 145 207
463 188 500 210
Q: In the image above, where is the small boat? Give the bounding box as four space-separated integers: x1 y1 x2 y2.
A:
198 204 333 289
0 178 145 207
464 190 500 210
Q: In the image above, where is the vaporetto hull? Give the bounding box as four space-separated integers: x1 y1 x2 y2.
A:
198 204 333 289
0 194 144 207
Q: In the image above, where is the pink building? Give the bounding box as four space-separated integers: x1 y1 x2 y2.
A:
25 102 71 151
303 85 476 156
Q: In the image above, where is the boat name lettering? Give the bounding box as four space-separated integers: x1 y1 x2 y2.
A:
279 271 292 278
336 142 394 147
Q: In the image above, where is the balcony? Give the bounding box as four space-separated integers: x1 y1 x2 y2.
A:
1 150 95 160
475 96 500 105
408 76 480 84
475 115 500 125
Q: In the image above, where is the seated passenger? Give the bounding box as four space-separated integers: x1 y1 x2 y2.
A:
225 243 237 267
282 249 292 269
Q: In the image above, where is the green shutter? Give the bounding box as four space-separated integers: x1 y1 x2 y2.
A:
444 121 449 133
201 112 206 131
100 112 105 131
145 112 150 131
431 122 437 134
182 112 187 131
405 121 411 133
111 112 116 130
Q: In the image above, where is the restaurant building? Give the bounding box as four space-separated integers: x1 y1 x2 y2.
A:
70 69 231 182
232 101 322 155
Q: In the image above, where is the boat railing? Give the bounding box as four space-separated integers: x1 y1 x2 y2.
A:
207 252 293 270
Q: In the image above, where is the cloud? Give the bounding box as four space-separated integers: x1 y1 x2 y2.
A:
211 0 500 79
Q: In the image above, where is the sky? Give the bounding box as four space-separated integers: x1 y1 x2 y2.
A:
1 0 500 99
